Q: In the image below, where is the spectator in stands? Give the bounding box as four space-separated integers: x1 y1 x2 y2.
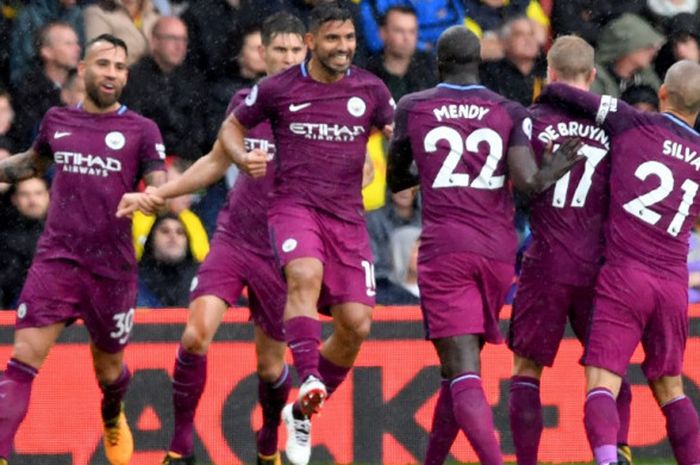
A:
133 157 209 263
137 214 199 308
180 0 246 79
9 0 84 85
0 138 13 197
550 0 644 47
377 226 420 305
366 5 437 102
645 0 698 29
60 69 86 107
121 16 208 161
0 177 49 309
480 15 546 106
620 84 660 111
206 24 265 142
0 91 17 152
12 21 81 148
0 3 18 88
367 188 421 286
591 13 665 97
359 0 464 54
655 12 700 79
83 0 160 66
464 0 550 61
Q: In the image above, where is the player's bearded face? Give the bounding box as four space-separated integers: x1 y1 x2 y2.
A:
85 73 124 108
313 20 356 75
82 45 128 109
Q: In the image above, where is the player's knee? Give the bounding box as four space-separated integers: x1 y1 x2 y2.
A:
180 324 211 354
92 356 123 384
11 341 47 370
337 311 372 346
256 356 285 383
285 263 322 293
650 375 684 406
513 355 543 379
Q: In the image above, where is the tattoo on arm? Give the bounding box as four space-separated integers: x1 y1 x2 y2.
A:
0 150 44 183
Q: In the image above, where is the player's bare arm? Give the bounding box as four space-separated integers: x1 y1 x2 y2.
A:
115 167 167 218
155 141 232 203
509 138 585 195
0 149 52 183
386 137 418 193
219 113 268 178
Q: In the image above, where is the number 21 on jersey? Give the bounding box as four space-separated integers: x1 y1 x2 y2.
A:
622 160 699 237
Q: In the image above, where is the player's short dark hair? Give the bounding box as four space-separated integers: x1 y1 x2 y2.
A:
308 1 354 33
84 33 128 58
261 12 306 46
436 26 481 78
379 5 417 27
35 20 75 54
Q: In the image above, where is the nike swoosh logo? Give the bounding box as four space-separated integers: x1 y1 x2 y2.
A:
54 131 71 139
289 102 311 112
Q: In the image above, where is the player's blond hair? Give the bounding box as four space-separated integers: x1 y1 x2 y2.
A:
547 35 595 82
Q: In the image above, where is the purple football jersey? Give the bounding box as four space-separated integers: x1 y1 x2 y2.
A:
214 88 275 256
233 62 395 224
32 105 165 280
525 100 611 286
542 83 700 283
391 84 531 264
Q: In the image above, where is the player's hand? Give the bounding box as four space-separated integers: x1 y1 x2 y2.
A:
543 138 585 177
382 124 394 139
116 192 165 218
239 148 268 178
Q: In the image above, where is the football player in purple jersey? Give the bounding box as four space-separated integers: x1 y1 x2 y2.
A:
117 12 308 465
387 26 583 465
541 60 700 465
0 35 166 465
218 4 394 465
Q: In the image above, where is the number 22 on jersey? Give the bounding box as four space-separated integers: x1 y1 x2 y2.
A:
423 126 505 190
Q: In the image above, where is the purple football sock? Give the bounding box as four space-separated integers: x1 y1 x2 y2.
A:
424 379 459 465
100 364 131 422
318 354 350 399
617 379 632 445
285 316 321 382
450 373 503 465
662 396 700 465
584 388 619 465
0 359 37 459
509 375 542 465
169 346 207 456
256 364 292 456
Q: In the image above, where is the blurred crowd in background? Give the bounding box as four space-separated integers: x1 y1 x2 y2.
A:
1 0 700 308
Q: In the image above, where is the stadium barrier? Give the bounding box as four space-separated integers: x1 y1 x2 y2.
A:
2 305 700 465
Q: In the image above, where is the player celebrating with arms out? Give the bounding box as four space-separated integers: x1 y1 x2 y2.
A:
118 12 309 465
0 35 166 465
219 3 394 465
541 60 700 465
387 26 583 465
